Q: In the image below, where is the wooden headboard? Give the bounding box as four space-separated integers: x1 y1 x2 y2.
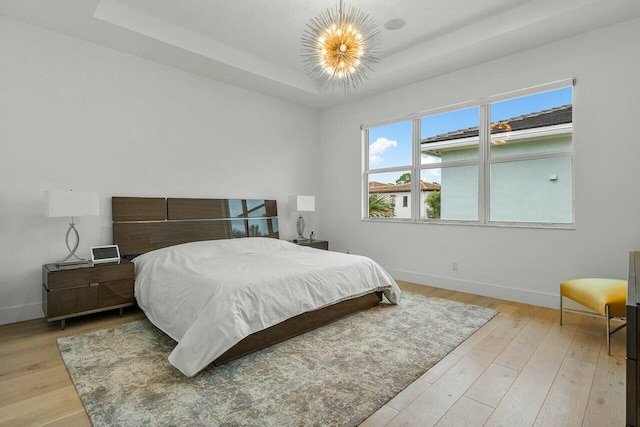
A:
112 197 279 257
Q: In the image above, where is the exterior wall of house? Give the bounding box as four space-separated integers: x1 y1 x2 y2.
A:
440 165 479 220
490 156 572 222
438 135 572 222
392 192 411 218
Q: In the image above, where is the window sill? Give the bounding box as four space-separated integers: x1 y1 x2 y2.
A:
361 217 575 230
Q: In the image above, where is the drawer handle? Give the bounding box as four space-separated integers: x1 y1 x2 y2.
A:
90 282 99 287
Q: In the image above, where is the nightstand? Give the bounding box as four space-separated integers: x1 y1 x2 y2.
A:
42 259 135 329
291 239 329 250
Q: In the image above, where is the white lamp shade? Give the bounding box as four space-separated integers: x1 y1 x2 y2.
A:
44 190 100 217
290 195 315 212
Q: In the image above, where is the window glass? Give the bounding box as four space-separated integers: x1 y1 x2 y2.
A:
367 171 411 219
420 167 478 220
490 88 572 157
363 82 573 227
421 107 479 164
368 121 412 169
490 157 572 223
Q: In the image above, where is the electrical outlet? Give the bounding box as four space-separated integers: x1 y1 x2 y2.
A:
452 261 458 271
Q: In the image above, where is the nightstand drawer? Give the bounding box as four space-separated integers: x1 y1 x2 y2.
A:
99 279 134 307
42 259 135 327
44 262 134 290
44 285 99 318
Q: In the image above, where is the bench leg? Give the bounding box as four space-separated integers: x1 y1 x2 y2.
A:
559 295 563 325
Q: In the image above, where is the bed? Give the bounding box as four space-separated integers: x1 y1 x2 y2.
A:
112 197 401 376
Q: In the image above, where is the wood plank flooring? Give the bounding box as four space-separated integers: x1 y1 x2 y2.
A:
0 309 145 427
362 281 627 427
0 281 626 426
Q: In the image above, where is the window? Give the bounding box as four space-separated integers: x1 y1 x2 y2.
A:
420 106 479 221
362 80 574 226
488 90 573 223
365 121 413 219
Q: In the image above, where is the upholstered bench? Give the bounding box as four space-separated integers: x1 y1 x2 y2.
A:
560 278 627 355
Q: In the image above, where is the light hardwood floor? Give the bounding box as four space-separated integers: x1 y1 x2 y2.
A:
0 281 626 426
362 282 627 427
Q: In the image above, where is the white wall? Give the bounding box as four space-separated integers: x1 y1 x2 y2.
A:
0 16 321 324
3 14 639 325
319 18 640 307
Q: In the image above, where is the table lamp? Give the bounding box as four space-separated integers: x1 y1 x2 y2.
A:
290 195 315 241
44 190 100 265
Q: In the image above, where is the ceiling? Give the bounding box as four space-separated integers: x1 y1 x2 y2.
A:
2 0 640 109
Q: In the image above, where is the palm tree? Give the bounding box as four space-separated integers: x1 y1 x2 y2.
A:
368 193 395 217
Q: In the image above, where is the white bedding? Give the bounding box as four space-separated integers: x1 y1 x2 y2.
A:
132 237 401 376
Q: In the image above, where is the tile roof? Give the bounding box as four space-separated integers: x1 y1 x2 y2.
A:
369 181 441 193
421 104 572 144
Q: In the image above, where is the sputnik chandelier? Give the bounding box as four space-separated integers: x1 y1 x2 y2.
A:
301 0 381 93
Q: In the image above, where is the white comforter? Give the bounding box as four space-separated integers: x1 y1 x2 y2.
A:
132 238 401 376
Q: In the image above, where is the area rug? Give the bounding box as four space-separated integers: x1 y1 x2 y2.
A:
58 291 497 426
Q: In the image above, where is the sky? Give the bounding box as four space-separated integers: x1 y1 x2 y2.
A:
367 87 573 185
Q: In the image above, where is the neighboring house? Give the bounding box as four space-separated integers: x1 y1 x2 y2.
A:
369 181 441 218
421 105 572 222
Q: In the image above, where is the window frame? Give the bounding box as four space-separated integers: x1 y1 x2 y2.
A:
362 78 575 229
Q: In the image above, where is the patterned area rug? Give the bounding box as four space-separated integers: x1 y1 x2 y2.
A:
58 291 497 426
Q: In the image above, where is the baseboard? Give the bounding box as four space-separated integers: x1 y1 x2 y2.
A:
386 267 558 308
0 302 44 326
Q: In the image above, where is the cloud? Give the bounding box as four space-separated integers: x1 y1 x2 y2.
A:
369 137 397 166
421 154 442 179
422 169 442 182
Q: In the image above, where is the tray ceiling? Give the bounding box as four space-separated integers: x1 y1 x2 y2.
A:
1 0 639 108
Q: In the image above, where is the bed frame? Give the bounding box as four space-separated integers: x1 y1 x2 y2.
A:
112 196 383 365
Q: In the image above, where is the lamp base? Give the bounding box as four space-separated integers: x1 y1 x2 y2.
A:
56 220 88 266
296 213 306 240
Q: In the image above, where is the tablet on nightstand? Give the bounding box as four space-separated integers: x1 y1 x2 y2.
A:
90 245 121 264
